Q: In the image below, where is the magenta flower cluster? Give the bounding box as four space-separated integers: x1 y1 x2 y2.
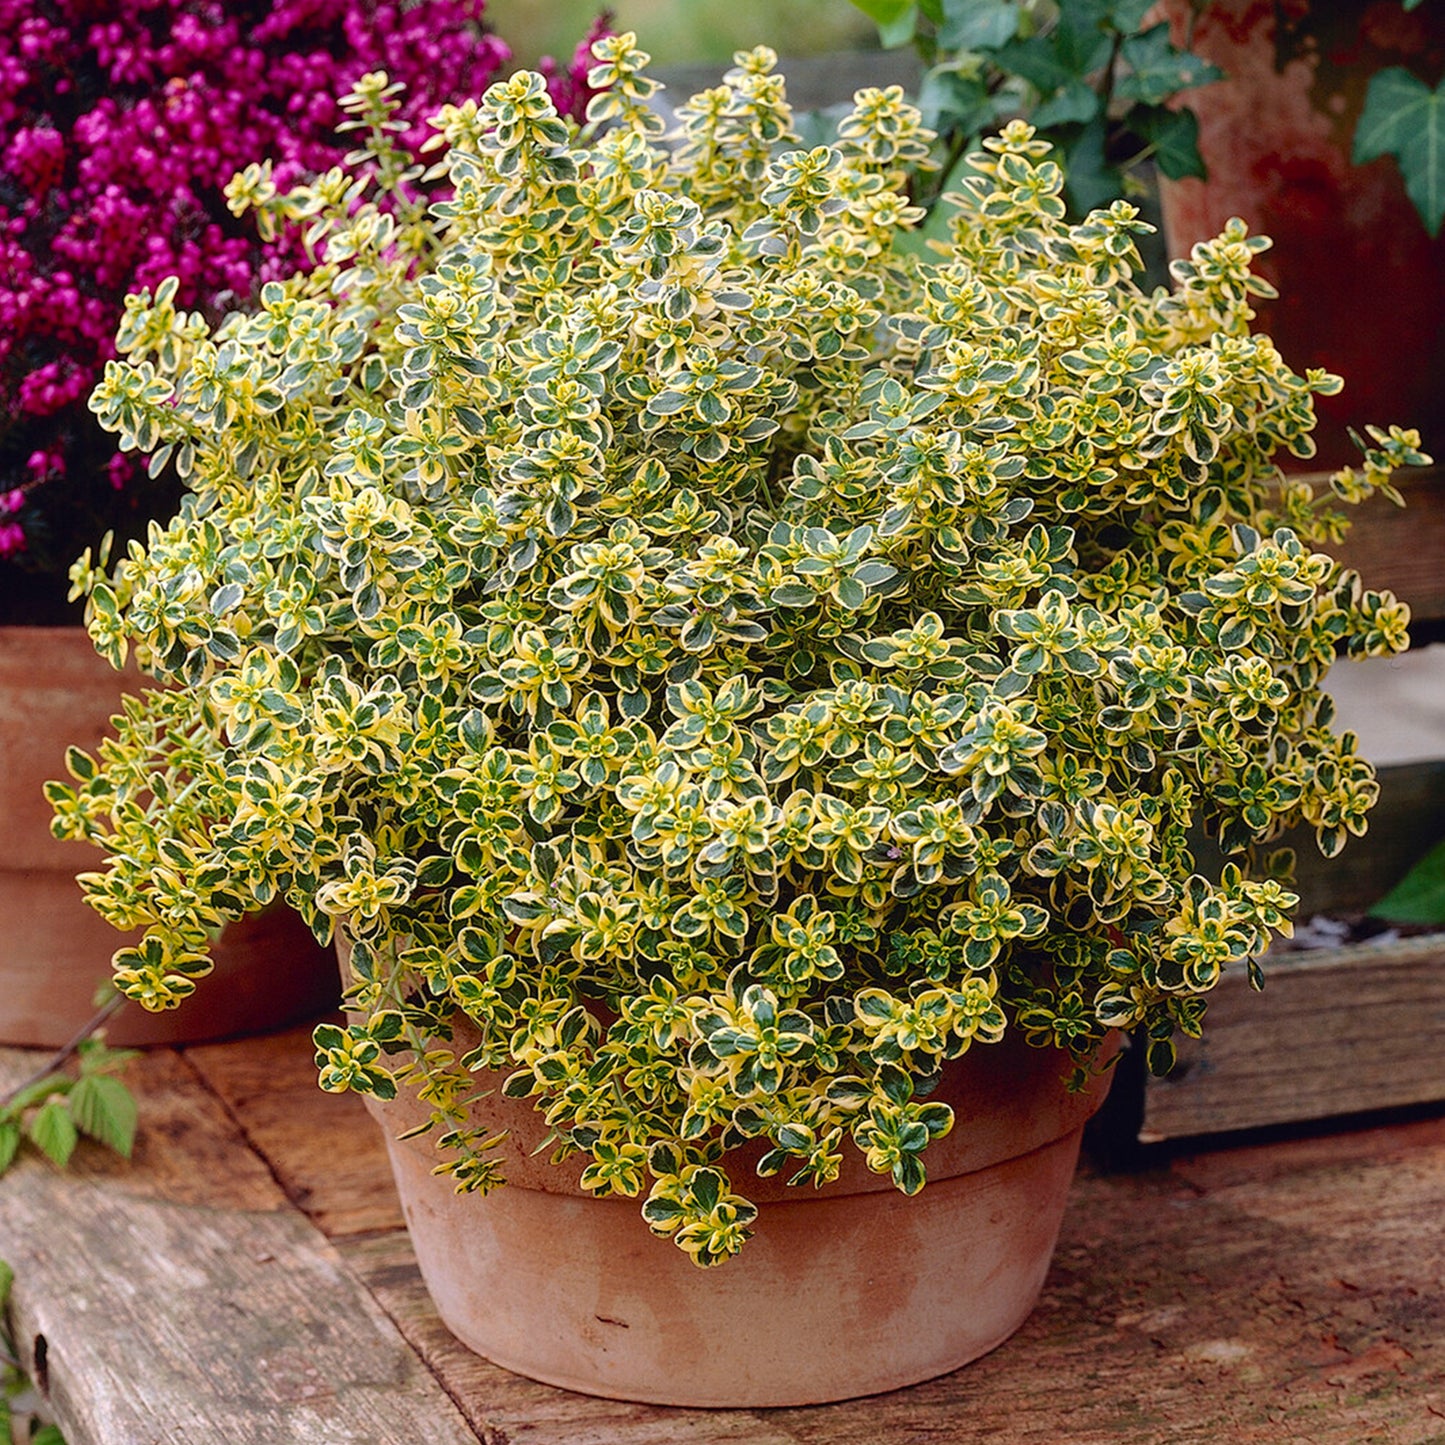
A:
1 0 606 619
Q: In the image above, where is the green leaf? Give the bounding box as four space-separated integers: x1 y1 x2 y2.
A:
1032 80 1101 130
848 0 918 47
1116 24 1222 106
0 1123 19 1177
69 1075 138 1158
642 1194 684 1227
893 1153 927 1195
937 0 1020 51
1146 1035 1176 1076
876 1063 914 1106
1034 0 1113 80
28 1101 78 1168
690 1167 723 1212
1370 837 1445 924
994 31 1095 96
31 1427 67 1445
1354 68 1445 236
3 1074 71 1115
1136 104 1207 180
1064 114 1122 214
916 68 996 142
1107 0 1156 28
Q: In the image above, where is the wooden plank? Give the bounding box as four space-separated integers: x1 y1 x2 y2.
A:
0 1047 283 1212
0 1047 479 1445
340 1173 1445 1445
1315 464 1445 623
5 1040 1445 1441
771 1139 1445 1444
186 1019 405 1238
1285 760 1445 915
1141 932 1445 1141
340 1231 806 1445
280 1056 1445 1444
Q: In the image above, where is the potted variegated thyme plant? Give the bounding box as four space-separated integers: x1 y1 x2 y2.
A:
0 0 606 1051
51 34 1428 1407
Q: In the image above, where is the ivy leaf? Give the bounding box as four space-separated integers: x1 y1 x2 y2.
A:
1136 104 1207 180
994 31 1098 97
1369 837 1445 925
1353 67 1445 236
847 0 919 48
1002 0 1112 88
1106 0 1157 29
1032 80 1101 130
69 1074 139 1158
28 1101 78 1169
1063 114 1121 214
1115 23 1222 106
915 69 996 139
936 0 1021 51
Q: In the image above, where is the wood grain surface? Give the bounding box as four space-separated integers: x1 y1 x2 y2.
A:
0 1047 476 1444
1143 933 1445 1141
1322 465 1445 624
187 1019 404 1237
2 1027 1442 1444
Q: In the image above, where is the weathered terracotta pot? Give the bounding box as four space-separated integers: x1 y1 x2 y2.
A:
350 940 1115 1407
0 625 338 1047
1155 0 1445 468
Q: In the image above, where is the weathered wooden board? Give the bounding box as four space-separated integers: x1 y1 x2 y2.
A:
1142 933 1445 1141
5 1034 1444 1443
341 1231 804 1445
0 1047 282 1212
1286 760 1445 915
1133 754 1445 1142
344 1129 1445 1444
1319 465 1445 625
186 1018 404 1238
0 1046 478 1445
769 1128 1445 1445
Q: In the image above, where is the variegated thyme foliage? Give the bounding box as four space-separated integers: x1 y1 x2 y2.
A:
53 38 1428 1264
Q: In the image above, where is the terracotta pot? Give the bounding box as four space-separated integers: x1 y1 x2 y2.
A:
0 625 338 1047
347 939 1115 1407
1155 0 1445 468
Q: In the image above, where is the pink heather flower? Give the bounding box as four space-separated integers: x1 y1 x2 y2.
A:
24 450 64 481
105 453 136 491
2 123 65 197
2 0 607 601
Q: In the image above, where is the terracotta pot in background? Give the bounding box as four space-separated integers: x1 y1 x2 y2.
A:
1156 0 1445 469
0 626 337 1048
354 965 1116 1408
